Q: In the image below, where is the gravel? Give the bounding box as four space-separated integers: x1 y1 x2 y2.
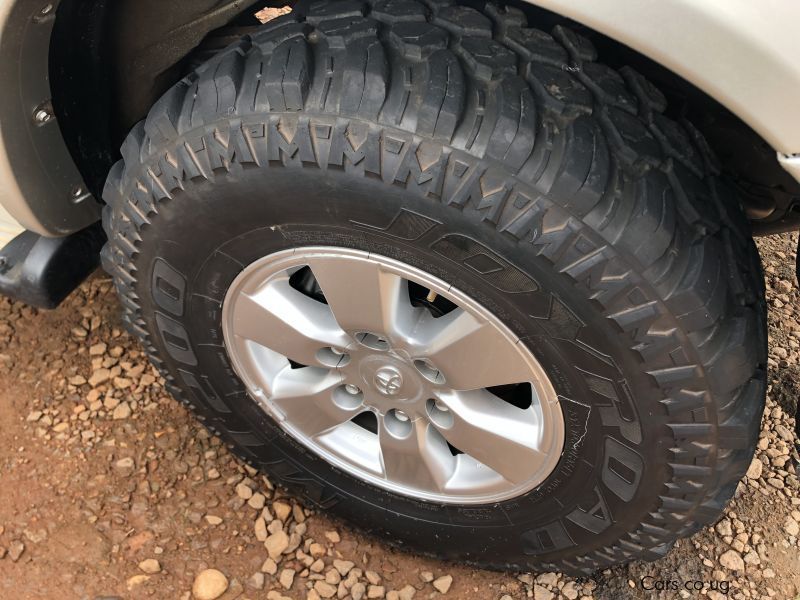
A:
0 233 798 599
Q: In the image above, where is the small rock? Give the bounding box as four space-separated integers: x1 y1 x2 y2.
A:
351 583 367 600
254 517 267 541
719 549 745 572
139 558 161 574
746 458 764 480
533 585 555 600
325 569 341 585
420 572 434 583
324 530 340 544
114 457 135 476
784 516 799 537
113 377 132 390
535 573 558 587
562 581 579 600
247 572 265 590
235 482 253 500
743 551 760 565
310 559 325 573
333 559 354 576
88 368 111 387
432 575 453 594
314 581 337 598
112 402 131 420
272 501 291 522
397 585 416 600
204 515 223 526
367 585 385 599
279 568 295 590
192 569 228 600
248 493 266 510
8 540 24 562
292 504 306 523
23 528 46 544
264 531 289 560
767 477 785 489
126 575 150 590
89 342 107 356
259 557 277 575
715 518 733 537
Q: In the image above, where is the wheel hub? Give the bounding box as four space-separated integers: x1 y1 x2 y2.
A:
353 353 425 415
373 365 403 397
221 247 565 504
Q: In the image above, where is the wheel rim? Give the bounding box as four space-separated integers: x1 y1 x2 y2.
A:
221 247 564 504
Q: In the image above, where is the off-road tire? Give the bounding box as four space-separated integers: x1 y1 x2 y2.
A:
101 0 767 573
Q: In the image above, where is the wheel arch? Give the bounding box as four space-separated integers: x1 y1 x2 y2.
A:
49 0 263 212
525 0 800 159
519 0 800 233
0 0 100 237
0 0 262 237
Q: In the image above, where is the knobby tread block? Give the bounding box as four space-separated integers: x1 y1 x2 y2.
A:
102 0 767 575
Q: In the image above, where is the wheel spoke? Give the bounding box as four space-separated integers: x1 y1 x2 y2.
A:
232 277 351 366
412 309 532 390
305 256 419 341
433 390 548 485
269 368 356 438
378 417 455 492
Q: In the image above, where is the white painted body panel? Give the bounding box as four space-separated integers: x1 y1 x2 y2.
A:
0 201 23 248
530 0 800 165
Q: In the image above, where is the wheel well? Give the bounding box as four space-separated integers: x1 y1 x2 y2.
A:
49 0 269 199
511 1 800 234
48 0 800 233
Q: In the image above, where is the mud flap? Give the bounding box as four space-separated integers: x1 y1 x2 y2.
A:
0 222 105 309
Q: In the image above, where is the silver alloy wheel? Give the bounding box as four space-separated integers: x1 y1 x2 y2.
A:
221 247 564 504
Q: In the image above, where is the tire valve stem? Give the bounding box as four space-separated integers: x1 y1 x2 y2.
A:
426 290 437 303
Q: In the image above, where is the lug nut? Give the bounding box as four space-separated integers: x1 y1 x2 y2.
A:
394 410 410 422
434 399 449 412
345 384 361 395
330 347 345 355
34 109 52 124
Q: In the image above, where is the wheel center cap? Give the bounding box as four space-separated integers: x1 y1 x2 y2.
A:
374 366 403 396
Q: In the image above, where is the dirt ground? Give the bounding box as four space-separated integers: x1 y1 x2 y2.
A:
0 234 798 600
